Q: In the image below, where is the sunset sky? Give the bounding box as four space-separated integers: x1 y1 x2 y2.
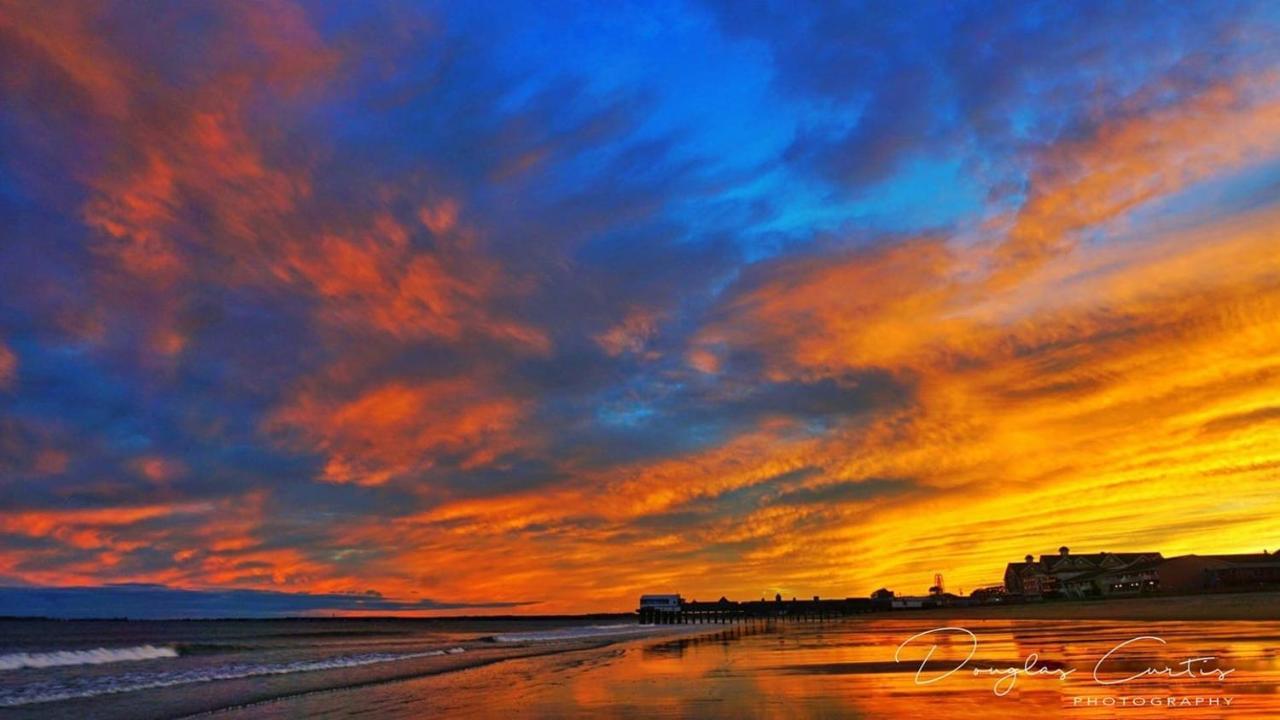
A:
3 1 1280 617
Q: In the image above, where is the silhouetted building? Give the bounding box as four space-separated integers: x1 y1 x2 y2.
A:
1004 558 1045 596
1005 547 1163 598
1203 553 1280 590
1002 546 1280 599
639 594 682 613
1095 554 1280 596
969 585 1008 604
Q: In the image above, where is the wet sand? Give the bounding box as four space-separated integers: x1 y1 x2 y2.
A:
12 595 1275 718
13 642 581 720
0 620 716 720
209 614 1280 719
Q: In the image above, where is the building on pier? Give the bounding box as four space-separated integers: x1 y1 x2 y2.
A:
636 594 875 624
638 594 682 613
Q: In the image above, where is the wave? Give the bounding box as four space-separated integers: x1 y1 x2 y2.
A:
0 645 178 670
0 647 467 707
489 624 663 643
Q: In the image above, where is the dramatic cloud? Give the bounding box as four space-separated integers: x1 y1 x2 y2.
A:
268 376 533 486
2 0 1279 615
0 340 14 389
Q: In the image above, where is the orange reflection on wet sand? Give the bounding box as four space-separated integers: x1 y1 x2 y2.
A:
223 618 1280 719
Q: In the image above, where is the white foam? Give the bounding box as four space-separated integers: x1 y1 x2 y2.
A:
0 647 467 707
491 624 663 643
0 645 178 670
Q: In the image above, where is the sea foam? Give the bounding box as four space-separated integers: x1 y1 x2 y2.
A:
0 645 178 670
0 647 467 706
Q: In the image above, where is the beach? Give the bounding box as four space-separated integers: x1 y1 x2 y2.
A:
3 592 1278 718
0 617 710 720
209 600 1280 719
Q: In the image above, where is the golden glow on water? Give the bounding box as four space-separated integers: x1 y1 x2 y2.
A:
229 619 1280 719
572 621 1280 718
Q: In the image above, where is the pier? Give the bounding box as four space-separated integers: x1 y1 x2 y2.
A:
638 597 874 625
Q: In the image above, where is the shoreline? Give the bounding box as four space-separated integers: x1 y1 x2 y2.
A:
0 622 719 720
171 594 1280 719
9 593 1276 719
179 642 607 720
180 592 1280 716
181 623 722 720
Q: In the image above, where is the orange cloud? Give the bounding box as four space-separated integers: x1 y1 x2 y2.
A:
4 0 333 358
83 151 184 283
686 347 721 374
695 238 960 375
0 340 14 389
993 71 1280 282
0 503 209 557
0 1 136 118
274 213 548 351
595 307 663 357
132 455 186 483
0 493 350 592
13 1 549 367
268 376 531 486
419 199 460 235
32 449 69 475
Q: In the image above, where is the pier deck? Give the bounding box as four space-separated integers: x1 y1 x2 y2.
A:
638 598 875 624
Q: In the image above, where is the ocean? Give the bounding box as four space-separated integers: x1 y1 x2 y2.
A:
2 616 1279 718
0 617 675 719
